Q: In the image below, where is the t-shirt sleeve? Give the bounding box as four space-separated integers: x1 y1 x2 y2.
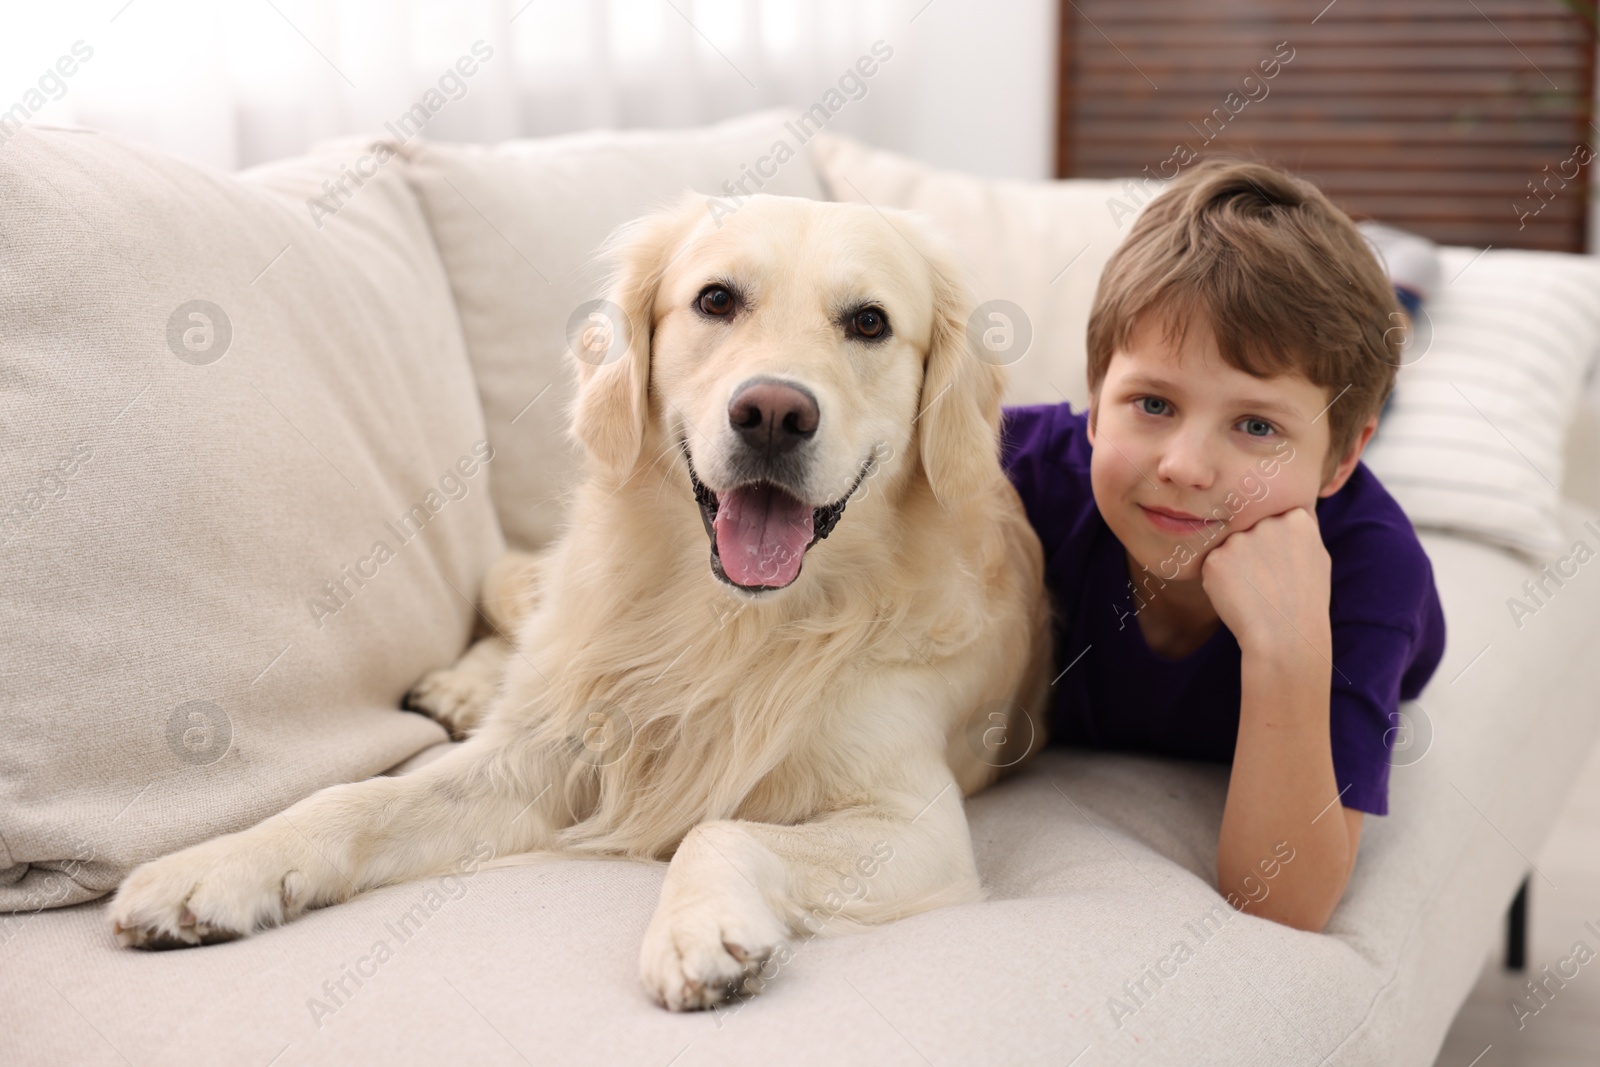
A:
1324 496 1448 817
1328 621 1423 816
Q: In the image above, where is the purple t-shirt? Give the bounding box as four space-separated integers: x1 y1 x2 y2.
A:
1000 402 1447 816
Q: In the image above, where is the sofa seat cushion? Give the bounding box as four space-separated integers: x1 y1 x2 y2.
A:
7 504 1596 1066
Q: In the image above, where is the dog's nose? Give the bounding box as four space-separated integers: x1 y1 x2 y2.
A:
728 380 819 456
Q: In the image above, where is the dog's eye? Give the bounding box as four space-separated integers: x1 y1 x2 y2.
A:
698 286 735 317
850 306 889 340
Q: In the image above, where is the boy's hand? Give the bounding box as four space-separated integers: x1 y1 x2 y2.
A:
1200 507 1331 655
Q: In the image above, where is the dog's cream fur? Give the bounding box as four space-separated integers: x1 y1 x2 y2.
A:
108 193 1052 1011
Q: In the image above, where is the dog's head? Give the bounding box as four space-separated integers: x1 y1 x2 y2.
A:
569 193 1002 596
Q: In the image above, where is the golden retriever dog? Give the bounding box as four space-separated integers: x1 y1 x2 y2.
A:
108 192 1052 1011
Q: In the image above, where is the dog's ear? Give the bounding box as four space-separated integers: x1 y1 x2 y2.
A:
909 217 1005 507
570 193 704 476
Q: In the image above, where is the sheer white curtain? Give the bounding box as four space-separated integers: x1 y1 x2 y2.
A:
1 0 955 172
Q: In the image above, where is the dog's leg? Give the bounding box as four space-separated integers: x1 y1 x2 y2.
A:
638 761 982 1010
405 549 546 736
478 548 547 636
109 731 562 949
404 634 511 738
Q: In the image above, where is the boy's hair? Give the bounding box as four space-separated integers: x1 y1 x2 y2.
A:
1085 158 1402 483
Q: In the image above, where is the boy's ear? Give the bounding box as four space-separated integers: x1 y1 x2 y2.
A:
1318 413 1379 497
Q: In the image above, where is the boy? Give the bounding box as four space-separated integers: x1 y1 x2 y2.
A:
1000 159 1447 932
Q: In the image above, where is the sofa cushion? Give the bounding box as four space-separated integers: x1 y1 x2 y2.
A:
807 129 1132 413
0 126 501 911
394 109 828 551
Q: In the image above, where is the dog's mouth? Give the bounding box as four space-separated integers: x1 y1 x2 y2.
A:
681 439 873 593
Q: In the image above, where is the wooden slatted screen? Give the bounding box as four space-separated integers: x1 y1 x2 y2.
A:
1056 0 1597 252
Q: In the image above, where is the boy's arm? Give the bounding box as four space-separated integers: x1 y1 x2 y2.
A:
1201 506 1363 932
1218 632 1363 931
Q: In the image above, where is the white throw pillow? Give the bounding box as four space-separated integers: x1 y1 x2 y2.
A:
0 126 501 912
1363 248 1600 559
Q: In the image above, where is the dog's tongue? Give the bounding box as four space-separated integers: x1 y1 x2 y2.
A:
713 483 813 587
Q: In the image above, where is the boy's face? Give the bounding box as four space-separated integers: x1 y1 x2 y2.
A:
1086 311 1372 584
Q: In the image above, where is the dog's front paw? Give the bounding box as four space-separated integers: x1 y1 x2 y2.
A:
404 667 494 739
638 890 790 1011
108 834 307 949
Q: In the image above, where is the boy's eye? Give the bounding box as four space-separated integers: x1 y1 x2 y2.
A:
1239 417 1276 438
1137 397 1170 416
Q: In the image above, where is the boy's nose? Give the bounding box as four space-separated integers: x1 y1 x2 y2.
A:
1157 430 1216 488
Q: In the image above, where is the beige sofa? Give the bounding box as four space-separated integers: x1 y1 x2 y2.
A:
3 109 1599 1067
